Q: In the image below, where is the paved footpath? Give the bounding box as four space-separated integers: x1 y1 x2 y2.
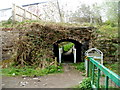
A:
2 64 85 88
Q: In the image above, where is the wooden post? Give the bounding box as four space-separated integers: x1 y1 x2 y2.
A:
12 4 16 23
36 16 39 21
36 17 38 21
23 9 26 21
30 13 32 20
12 4 41 22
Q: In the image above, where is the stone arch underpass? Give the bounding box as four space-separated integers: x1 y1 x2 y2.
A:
48 27 96 63
53 38 82 63
27 24 96 63
2 23 96 64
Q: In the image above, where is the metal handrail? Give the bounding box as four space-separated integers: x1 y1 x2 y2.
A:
86 57 120 89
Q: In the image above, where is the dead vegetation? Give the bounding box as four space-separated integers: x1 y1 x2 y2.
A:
11 22 94 68
14 25 54 68
10 23 68 68
2 20 118 69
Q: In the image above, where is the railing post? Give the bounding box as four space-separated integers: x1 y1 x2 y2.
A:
105 76 109 90
86 58 89 77
92 64 95 84
97 69 100 88
89 60 92 77
30 13 32 20
88 57 120 89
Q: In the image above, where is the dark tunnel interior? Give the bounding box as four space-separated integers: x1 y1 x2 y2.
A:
53 39 89 63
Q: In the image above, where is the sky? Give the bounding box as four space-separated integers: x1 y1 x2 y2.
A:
1 0 116 22
0 0 105 10
0 0 106 21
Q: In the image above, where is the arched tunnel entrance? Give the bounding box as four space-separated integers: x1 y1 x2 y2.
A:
53 39 83 63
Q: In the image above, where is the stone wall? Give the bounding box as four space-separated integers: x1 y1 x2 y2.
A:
1 28 20 60
94 38 118 63
1 23 97 61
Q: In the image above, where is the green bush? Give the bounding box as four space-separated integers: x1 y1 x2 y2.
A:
63 43 74 52
98 24 118 38
2 20 12 25
47 65 57 73
103 20 117 27
74 77 92 89
79 77 91 89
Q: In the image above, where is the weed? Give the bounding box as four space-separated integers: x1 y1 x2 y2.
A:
2 64 63 77
72 62 85 72
73 77 92 89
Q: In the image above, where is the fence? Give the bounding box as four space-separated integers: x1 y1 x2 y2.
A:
12 4 41 22
0 1 63 22
85 57 120 89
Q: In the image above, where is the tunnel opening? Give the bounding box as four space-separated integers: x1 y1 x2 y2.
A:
62 52 74 63
53 39 83 63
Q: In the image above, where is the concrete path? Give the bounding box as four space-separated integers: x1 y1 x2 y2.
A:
2 64 85 88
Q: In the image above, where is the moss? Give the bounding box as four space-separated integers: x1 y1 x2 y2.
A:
63 42 74 52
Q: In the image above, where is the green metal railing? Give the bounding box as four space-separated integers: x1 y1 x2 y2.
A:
85 57 120 89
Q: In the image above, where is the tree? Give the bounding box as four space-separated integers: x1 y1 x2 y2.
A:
69 3 102 24
70 4 91 23
91 3 102 24
102 0 118 22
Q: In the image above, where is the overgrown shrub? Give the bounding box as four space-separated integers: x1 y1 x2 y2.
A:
13 23 68 68
63 42 74 52
75 77 92 89
94 21 118 64
103 20 117 27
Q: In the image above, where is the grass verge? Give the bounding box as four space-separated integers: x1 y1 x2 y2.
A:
1 64 63 77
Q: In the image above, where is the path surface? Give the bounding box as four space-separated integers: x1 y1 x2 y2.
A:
2 64 85 88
